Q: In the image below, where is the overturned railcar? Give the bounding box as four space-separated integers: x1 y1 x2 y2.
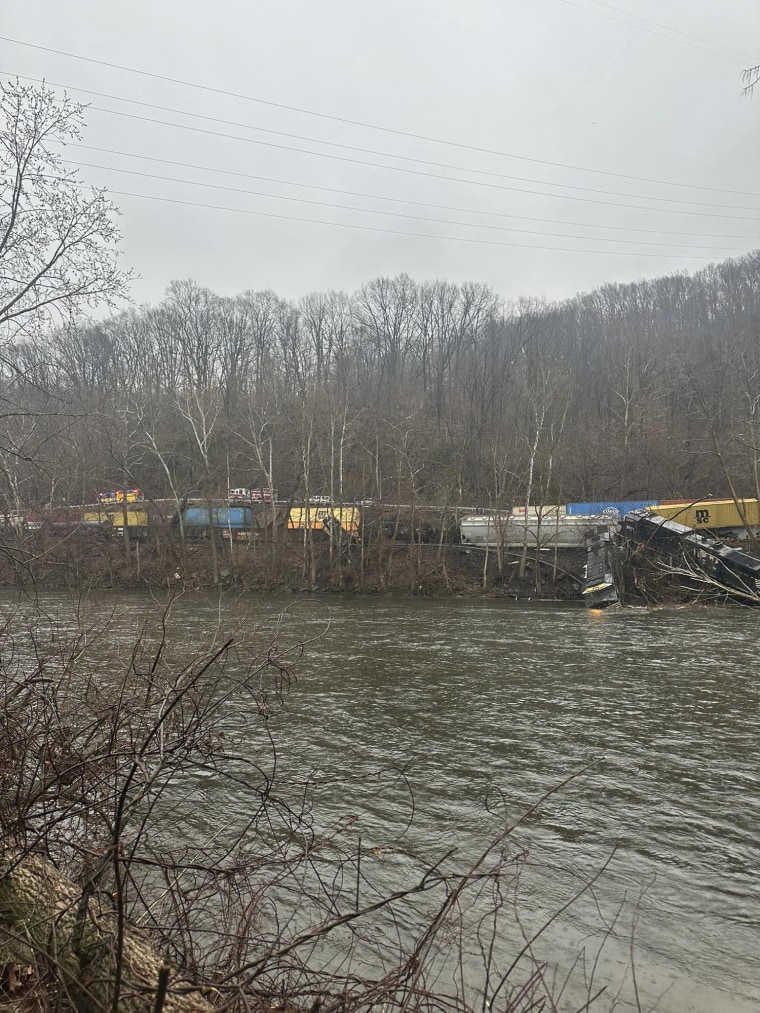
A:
621 509 760 602
460 512 612 549
583 527 620 608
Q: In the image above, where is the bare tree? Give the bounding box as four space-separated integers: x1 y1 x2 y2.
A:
0 80 131 342
742 64 760 96
355 275 418 386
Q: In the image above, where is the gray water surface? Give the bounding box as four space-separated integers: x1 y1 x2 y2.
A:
7 592 759 1012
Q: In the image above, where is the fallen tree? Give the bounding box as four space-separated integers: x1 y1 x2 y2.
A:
0 854 212 1012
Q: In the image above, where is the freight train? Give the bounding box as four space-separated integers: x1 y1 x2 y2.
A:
18 506 149 537
9 495 760 549
173 504 361 539
459 498 760 549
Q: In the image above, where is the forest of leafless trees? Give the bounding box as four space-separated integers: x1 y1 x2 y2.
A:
3 251 760 519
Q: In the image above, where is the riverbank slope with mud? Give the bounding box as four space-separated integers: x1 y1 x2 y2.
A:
0 531 591 601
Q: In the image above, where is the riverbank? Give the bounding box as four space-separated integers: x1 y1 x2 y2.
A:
0 531 589 601
4 530 733 606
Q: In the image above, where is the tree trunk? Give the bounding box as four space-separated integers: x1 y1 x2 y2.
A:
0 855 212 1013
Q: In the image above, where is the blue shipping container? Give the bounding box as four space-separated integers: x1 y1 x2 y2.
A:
182 507 252 529
566 500 659 518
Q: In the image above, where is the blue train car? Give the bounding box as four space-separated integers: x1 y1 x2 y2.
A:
566 500 659 519
181 506 252 537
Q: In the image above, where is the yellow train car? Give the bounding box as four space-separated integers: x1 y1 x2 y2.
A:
648 499 760 531
83 508 149 529
288 505 360 534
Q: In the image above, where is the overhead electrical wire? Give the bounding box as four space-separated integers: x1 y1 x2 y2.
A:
69 143 760 241
4 34 757 263
6 73 746 223
78 186 736 261
62 103 760 222
55 160 753 252
82 104 760 211
570 0 758 62
1 36 756 197
553 0 757 64
11 70 760 209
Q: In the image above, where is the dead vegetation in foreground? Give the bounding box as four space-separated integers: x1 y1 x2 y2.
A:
1 599 634 1013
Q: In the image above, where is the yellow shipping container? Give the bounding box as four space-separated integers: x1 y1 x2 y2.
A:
288 505 360 533
648 499 760 530
83 508 149 528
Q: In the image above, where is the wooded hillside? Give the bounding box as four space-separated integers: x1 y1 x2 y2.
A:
4 252 759 514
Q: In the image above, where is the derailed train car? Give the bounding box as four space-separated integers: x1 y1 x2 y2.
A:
459 511 611 549
647 498 760 537
621 509 760 601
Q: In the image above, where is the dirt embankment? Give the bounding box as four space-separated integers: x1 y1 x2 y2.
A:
0 532 588 601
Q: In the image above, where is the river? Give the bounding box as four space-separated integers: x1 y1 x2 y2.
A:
4 591 759 1012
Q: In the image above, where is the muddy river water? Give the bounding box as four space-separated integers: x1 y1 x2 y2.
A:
8 591 759 1012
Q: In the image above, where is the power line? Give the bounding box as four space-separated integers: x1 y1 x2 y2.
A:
71 142 760 241
13 70 760 206
577 0 758 62
84 104 760 212
1 36 755 196
75 103 760 222
92 185 736 260
553 0 756 64
59 159 752 252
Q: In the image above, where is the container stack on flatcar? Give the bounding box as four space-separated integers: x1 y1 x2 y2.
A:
646 498 759 537
566 500 659 519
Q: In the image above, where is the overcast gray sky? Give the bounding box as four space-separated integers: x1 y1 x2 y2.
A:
3 0 759 308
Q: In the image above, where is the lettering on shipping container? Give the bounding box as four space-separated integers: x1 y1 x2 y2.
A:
695 509 710 524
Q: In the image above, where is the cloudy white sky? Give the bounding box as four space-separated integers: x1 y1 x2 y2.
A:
3 1 759 308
